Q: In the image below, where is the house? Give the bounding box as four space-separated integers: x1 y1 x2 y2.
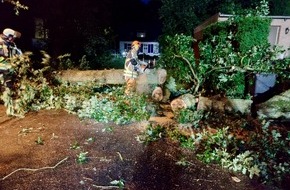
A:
117 21 161 58
119 40 160 58
118 30 160 58
194 13 290 59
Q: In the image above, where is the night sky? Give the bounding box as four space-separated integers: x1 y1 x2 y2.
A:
140 0 151 4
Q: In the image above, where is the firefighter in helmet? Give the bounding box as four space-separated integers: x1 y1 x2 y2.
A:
0 28 21 58
123 40 147 95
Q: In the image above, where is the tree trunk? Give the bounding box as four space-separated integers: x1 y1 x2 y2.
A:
170 94 252 114
136 69 167 95
56 68 167 85
151 87 164 102
56 69 125 84
197 95 252 114
170 93 197 112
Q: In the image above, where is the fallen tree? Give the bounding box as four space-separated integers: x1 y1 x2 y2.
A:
56 68 168 100
56 69 125 84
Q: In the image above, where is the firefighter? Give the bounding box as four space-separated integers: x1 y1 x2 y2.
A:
0 28 21 58
123 40 147 95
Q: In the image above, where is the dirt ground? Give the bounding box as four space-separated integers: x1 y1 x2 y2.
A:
0 105 281 190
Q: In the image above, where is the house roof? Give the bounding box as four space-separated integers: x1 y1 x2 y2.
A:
194 13 220 40
218 13 290 20
194 12 290 41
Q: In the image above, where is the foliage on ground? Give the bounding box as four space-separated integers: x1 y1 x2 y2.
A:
0 52 150 124
138 112 290 188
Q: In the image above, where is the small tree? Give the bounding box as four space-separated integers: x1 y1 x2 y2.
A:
159 0 289 98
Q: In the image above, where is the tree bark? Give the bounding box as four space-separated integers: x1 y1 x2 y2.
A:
196 95 252 114
56 69 167 85
170 93 197 112
56 69 125 84
170 94 252 114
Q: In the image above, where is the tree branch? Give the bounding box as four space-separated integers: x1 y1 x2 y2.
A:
1 157 69 180
2 0 28 15
174 54 201 94
92 185 120 189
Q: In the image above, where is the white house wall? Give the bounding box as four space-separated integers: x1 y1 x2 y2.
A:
270 18 290 57
218 15 290 57
119 41 160 57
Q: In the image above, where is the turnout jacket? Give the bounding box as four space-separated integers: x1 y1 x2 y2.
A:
124 48 141 79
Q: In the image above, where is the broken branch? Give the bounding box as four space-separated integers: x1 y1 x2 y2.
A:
1 157 69 180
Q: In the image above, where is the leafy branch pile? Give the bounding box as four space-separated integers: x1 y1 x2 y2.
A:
0 52 150 124
74 86 150 124
1 51 53 116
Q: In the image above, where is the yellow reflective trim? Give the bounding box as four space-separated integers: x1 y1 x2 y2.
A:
124 69 138 78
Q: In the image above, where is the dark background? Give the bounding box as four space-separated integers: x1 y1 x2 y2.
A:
1 0 288 68
0 0 161 54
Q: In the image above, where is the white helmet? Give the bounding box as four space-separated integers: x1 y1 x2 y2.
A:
3 28 21 38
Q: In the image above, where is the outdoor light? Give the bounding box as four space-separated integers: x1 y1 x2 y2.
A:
285 27 289 34
122 51 127 57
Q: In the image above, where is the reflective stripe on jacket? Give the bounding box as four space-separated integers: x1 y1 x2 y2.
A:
124 61 138 78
